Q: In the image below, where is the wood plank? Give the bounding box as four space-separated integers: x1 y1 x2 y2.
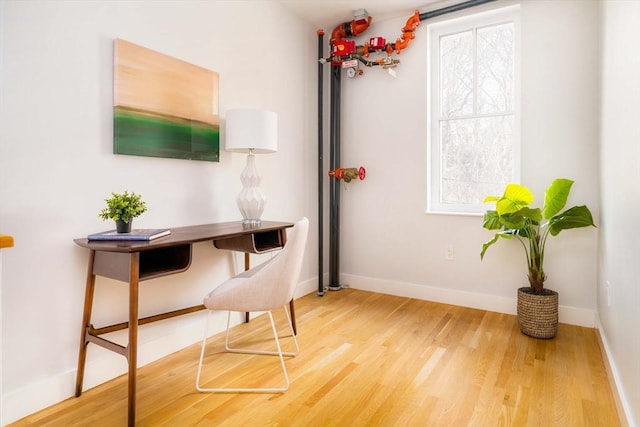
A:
9 289 620 426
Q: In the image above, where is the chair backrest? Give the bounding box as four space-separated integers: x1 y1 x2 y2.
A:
203 217 309 312
277 217 309 302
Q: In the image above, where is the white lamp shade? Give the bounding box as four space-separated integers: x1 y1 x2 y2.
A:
225 109 278 154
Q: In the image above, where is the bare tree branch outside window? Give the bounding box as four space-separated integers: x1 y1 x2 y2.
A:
438 21 515 207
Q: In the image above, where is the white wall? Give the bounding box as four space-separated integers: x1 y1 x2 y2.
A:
599 1 640 425
2 0 638 425
337 0 601 326
0 1 318 423
0 249 4 424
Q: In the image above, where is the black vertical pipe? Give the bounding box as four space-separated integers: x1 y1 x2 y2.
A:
321 0 497 293
419 0 495 21
328 63 341 290
317 30 325 297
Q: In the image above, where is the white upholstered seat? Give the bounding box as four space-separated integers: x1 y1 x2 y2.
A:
195 217 309 393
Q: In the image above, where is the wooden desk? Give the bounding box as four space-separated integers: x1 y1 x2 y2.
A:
73 221 293 426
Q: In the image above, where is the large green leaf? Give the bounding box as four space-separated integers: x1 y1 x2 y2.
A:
482 210 502 230
496 184 534 215
518 207 542 223
483 195 501 203
543 178 573 219
480 232 515 260
499 207 541 230
499 211 526 229
548 205 595 236
480 234 499 259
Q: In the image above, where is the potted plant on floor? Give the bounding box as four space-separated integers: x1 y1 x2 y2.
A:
98 191 147 233
480 178 595 338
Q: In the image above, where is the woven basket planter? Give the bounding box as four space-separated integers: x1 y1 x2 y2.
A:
517 287 559 339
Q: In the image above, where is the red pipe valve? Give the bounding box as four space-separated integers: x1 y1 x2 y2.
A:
328 166 366 183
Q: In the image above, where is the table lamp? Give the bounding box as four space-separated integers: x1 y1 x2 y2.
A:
225 108 278 225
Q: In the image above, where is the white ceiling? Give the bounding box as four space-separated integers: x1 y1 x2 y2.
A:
276 0 446 29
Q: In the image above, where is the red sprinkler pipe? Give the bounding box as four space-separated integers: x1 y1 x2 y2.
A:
330 16 372 44
393 11 420 53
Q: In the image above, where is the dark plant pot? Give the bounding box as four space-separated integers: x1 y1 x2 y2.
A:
115 220 132 233
517 287 558 339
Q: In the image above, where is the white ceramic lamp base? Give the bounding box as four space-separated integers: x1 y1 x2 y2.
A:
236 153 266 225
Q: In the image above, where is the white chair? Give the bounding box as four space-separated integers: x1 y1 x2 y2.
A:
195 217 309 393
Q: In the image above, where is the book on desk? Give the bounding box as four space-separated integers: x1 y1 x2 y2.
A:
87 228 171 241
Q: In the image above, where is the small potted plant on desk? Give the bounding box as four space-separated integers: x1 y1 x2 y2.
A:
98 191 147 233
480 178 595 338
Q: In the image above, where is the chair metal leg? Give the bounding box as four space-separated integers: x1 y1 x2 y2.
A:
195 310 214 392
195 306 298 393
224 305 299 357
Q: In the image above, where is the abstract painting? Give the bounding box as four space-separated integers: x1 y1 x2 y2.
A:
113 39 220 162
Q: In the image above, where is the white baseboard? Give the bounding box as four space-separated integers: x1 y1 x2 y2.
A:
341 273 597 328
295 276 320 299
1 311 208 426
596 316 636 427
1 277 320 427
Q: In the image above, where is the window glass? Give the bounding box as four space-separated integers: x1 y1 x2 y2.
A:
477 23 514 114
440 30 474 118
428 6 519 214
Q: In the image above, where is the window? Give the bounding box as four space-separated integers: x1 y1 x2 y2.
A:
427 6 520 214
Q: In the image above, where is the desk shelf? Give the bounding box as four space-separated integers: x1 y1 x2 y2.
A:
139 245 192 280
213 229 285 254
93 244 192 282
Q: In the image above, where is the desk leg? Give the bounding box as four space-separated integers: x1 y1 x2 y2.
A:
75 250 96 397
244 252 250 324
127 253 140 427
289 300 297 335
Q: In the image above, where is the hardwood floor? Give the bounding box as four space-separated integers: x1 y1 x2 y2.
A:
10 289 620 426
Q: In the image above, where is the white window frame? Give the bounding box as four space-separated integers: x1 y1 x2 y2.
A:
426 5 521 215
